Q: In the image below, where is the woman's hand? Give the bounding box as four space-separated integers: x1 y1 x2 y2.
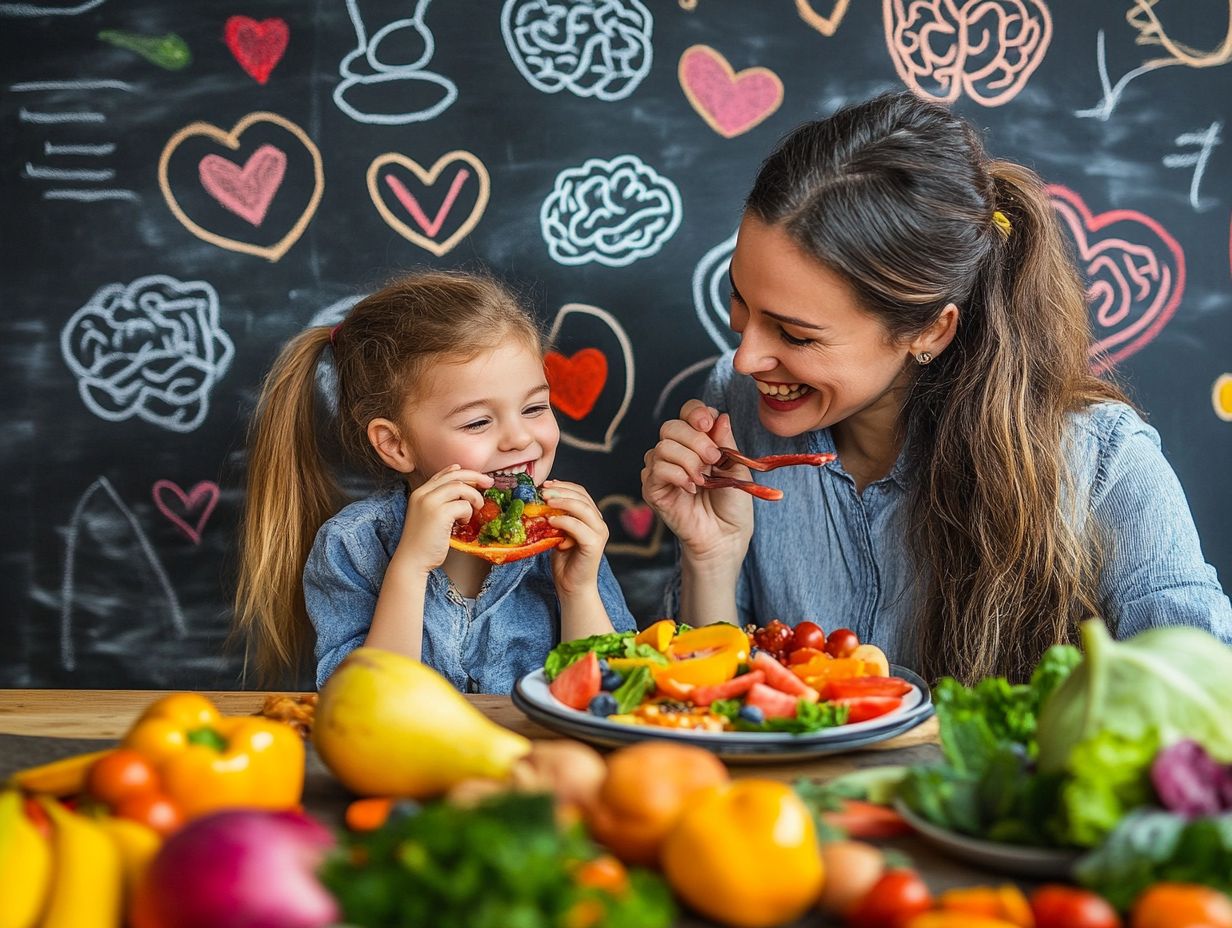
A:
541 480 609 598
394 465 493 573
641 400 754 566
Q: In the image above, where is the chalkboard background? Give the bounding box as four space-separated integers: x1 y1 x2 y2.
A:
2 0 1229 689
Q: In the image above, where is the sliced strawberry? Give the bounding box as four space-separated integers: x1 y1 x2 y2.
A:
750 650 820 702
745 682 799 719
690 670 766 707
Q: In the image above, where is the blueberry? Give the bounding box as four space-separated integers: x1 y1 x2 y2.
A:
738 704 765 725
600 670 624 691
597 658 610 672
512 483 538 503
589 693 619 717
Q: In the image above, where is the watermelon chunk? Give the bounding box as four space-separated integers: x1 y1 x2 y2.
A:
746 682 799 720
549 652 601 710
691 670 766 707
750 650 820 702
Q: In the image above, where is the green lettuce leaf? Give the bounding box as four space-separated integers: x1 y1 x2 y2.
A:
544 632 634 681
1056 728 1160 847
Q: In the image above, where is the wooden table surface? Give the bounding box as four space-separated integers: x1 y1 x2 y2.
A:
0 688 940 782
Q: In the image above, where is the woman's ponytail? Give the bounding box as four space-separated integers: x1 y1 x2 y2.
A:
234 326 339 685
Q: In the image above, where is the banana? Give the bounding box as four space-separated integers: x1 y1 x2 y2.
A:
7 749 111 797
0 790 52 928
37 797 123 928
95 815 161 900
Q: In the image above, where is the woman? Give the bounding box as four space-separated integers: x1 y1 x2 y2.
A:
642 92 1231 683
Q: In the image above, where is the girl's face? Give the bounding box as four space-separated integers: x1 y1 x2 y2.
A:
728 213 916 438
400 340 559 487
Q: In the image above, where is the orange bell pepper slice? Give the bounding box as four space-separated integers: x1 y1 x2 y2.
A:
123 693 305 820
667 624 749 663
634 619 677 653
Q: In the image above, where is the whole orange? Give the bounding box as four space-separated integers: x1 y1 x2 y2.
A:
585 741 728 866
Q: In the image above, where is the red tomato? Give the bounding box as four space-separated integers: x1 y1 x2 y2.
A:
833 695 903 723
826 628 860 658
790 621 827 653
846 869 933 928
86 749 159 807
1031 885 1122 928
825 677 913 699
116 791 183 837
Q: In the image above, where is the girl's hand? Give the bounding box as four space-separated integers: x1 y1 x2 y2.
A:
540 480 609 598
395 465 493 573
641 400 754 566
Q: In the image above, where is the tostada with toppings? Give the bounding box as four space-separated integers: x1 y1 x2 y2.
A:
450 471 567 564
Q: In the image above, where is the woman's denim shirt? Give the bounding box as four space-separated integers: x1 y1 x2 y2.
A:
667 353 1232 664
304 483 636 691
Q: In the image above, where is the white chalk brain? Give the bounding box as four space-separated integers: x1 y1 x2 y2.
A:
540 154 682 267
502 0 654 101
60 275 234 433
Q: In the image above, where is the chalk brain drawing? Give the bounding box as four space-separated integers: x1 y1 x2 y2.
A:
541 154 681 266
60 275 234 432
501 0 653 101
884 0 1052 107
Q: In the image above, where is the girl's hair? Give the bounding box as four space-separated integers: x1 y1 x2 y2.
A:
234 271 544 685
746 91 1128 684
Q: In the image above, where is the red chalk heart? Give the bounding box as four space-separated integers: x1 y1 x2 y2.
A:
545 348 608 421
224 16 289 85
152 480 219 545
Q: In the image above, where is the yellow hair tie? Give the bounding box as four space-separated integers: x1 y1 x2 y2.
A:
992 210 1012 238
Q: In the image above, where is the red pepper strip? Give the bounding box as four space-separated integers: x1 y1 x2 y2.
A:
717 448 837 472
700 475 784 500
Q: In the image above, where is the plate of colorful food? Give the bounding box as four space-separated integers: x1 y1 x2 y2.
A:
513 620 934 762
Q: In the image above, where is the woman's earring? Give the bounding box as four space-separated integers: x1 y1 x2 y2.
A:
916 351 933 365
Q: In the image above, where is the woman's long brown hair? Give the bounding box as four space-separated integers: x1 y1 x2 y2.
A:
746 92 1129 683
233 272 543 686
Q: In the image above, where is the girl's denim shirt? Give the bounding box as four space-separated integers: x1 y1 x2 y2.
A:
304 483 636 692
667 353 1232 664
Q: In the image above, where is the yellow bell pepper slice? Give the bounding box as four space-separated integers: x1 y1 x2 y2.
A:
607 656 666 675
653 647 741 689
667 623 749 663
634 619 677 653
123 693 305 820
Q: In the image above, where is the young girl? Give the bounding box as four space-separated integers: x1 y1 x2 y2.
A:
642 91 1232 684
235 271 634 690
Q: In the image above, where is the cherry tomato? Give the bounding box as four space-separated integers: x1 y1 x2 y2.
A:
826 628 861 658
115 791 184 837
790 621 827 653
1131 884 1232 928
86 749 159 807
846 868 933 928
1030 885 1121 928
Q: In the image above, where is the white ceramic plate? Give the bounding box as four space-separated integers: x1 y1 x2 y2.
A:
893 800 1080 879
512 664 934 763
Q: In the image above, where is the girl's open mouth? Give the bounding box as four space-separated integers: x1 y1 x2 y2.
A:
487 461 534 490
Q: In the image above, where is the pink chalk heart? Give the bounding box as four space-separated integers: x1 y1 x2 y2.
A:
1048 185 1185 374
198 143 287 227
619 504 656 540
678 45 783 138
152 480 220 545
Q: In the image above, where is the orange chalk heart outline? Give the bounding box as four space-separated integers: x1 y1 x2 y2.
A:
159 111 323 263
367 150 491 257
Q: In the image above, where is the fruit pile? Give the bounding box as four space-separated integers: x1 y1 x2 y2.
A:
546 620 912 733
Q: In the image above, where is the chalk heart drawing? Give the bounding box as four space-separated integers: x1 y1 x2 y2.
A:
678 45 783 139
546 304 634 453
1048 185 1185 375
223 16 289 84
884 0 1052 106
198 143 286 227
152 479 219 545
545 348 608 421
159 112 324 262
797 0 852 36
599 495 664 558
367 151 490 257
693 231 739 352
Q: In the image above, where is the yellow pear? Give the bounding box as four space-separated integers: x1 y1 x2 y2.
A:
314 647 531 797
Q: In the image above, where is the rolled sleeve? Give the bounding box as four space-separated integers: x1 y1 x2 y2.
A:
303 523 384 688
1091 410 1232 642
597 555 637 633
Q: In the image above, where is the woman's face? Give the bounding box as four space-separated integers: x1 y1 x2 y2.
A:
728 213 917 438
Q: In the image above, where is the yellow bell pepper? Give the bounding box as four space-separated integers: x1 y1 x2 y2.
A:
652 623 749 689
607 656 665 675
667 623 749 662
661 780 824 928
123 693 304 820
634 619 677 653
